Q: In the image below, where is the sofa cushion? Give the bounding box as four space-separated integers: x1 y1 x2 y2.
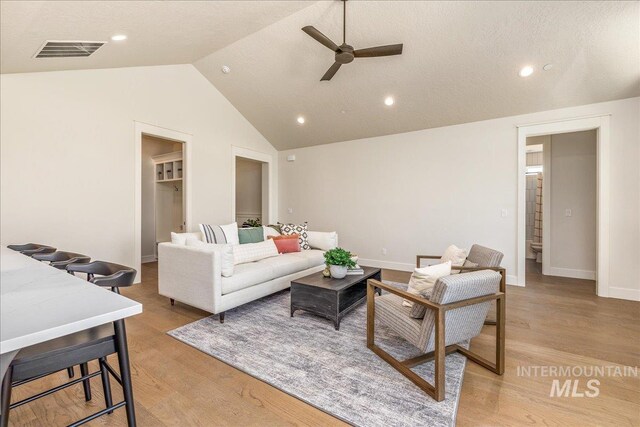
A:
288 249 325 269
307 231 338 251
221 262 276 295
171 231 202 245
185 239 234 278
256 254 308 277
232 239 279 265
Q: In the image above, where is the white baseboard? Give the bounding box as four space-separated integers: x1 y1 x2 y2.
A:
506 275 521 286
545 267 595 280
607 287 640 302
359 258 521 287
141 254 157 264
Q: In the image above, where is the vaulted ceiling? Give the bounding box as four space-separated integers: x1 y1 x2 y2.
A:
2 1 639 150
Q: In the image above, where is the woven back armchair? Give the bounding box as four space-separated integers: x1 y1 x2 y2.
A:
367 270 505 401
417 244 505 324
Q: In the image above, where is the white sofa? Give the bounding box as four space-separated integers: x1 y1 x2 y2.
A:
158 230 337 320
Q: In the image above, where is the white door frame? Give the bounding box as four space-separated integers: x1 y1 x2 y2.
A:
516 115 610 296
231 146 274 226
134 121 192 282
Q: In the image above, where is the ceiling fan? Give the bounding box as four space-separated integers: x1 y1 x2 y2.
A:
302 0 403 81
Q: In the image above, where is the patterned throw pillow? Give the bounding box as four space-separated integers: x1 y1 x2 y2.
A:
278 222 310 250
199 222 239 245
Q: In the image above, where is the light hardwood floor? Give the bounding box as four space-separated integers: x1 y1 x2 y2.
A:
7 260 640 426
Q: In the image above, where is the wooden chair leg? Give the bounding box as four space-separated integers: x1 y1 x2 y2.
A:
496 294 506 374
170 298 174 306
366 282 375 348
434 308 446 401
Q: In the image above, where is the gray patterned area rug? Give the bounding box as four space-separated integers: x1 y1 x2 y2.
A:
168 282 466 427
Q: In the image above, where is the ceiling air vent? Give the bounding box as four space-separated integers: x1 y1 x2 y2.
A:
34 40 107 58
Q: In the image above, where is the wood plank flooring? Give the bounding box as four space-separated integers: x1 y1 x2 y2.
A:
7 260 639 426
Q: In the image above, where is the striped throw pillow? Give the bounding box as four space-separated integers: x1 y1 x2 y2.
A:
199 222 239 245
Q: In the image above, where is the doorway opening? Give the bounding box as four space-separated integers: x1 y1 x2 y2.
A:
134 122 192 283
524 131 597 292
141 135 184 264
231 146 273 228
517 115 610 297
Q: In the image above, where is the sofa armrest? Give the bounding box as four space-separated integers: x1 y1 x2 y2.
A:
158 243 222 313
307 231 338 251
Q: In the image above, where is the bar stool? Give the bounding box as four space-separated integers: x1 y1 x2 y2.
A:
32 251 91 271
1 321 136 426
7 243 56 257
66 261 136 294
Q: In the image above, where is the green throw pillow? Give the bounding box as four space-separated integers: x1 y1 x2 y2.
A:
238 227 264 244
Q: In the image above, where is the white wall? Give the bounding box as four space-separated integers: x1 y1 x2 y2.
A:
0 64 278 270
548 131 597 278
278 97 640 300
235 157 263 223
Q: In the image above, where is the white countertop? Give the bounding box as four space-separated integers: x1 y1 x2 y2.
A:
1 246 143 355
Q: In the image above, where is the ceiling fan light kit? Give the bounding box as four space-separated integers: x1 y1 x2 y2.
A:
302 0 403 81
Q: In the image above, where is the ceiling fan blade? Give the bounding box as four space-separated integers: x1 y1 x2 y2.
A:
302 26 339 52
321 62 342 81
354 44 403 58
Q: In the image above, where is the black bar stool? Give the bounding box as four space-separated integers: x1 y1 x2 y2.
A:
32 251 91 271
66 261 136 294
7 243 56 257
1 320 136 427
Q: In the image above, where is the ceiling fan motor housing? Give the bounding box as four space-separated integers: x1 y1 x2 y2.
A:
336 44 354 64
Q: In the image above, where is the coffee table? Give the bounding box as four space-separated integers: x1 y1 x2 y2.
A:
290 266 381 330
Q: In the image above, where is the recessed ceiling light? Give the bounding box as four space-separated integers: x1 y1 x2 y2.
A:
221 65 231 74
384 96 394 106
519 66 534 77
543 63 553 71
297 116 305 124
111 34 127 41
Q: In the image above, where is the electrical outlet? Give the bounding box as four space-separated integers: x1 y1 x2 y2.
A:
288 208 293 214
381 248 387 255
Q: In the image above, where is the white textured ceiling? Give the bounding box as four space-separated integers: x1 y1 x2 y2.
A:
2 1 639 150
195 1 640 149
0 1 313 74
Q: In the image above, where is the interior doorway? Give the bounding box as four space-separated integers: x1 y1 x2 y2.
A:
517 115 610 296
141 135 184 263
235 157 265 227
524 131 597 289
134 122 192 283
231 146 273 228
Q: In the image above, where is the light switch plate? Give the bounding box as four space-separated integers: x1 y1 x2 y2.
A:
287 208 293 214
501 209 508 217
565 209 572 217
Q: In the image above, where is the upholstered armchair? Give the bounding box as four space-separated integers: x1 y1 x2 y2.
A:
416 244 505 323
367 270 505 401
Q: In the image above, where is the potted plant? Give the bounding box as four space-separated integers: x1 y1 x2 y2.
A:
324 248 356 279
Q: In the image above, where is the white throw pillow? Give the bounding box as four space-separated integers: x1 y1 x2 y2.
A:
307 231 338 251
403 261 452 307
440 244 467 274
185 238 234 277
171 232 202 245
263 226 281 239
199 222 239 245
232 239 279 265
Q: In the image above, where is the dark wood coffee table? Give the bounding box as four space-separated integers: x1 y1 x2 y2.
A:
290 266 381 330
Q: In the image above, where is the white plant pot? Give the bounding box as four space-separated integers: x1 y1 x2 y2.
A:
330 265 348 279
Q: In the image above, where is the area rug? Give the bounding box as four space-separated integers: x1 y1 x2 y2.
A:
167 281 466 427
